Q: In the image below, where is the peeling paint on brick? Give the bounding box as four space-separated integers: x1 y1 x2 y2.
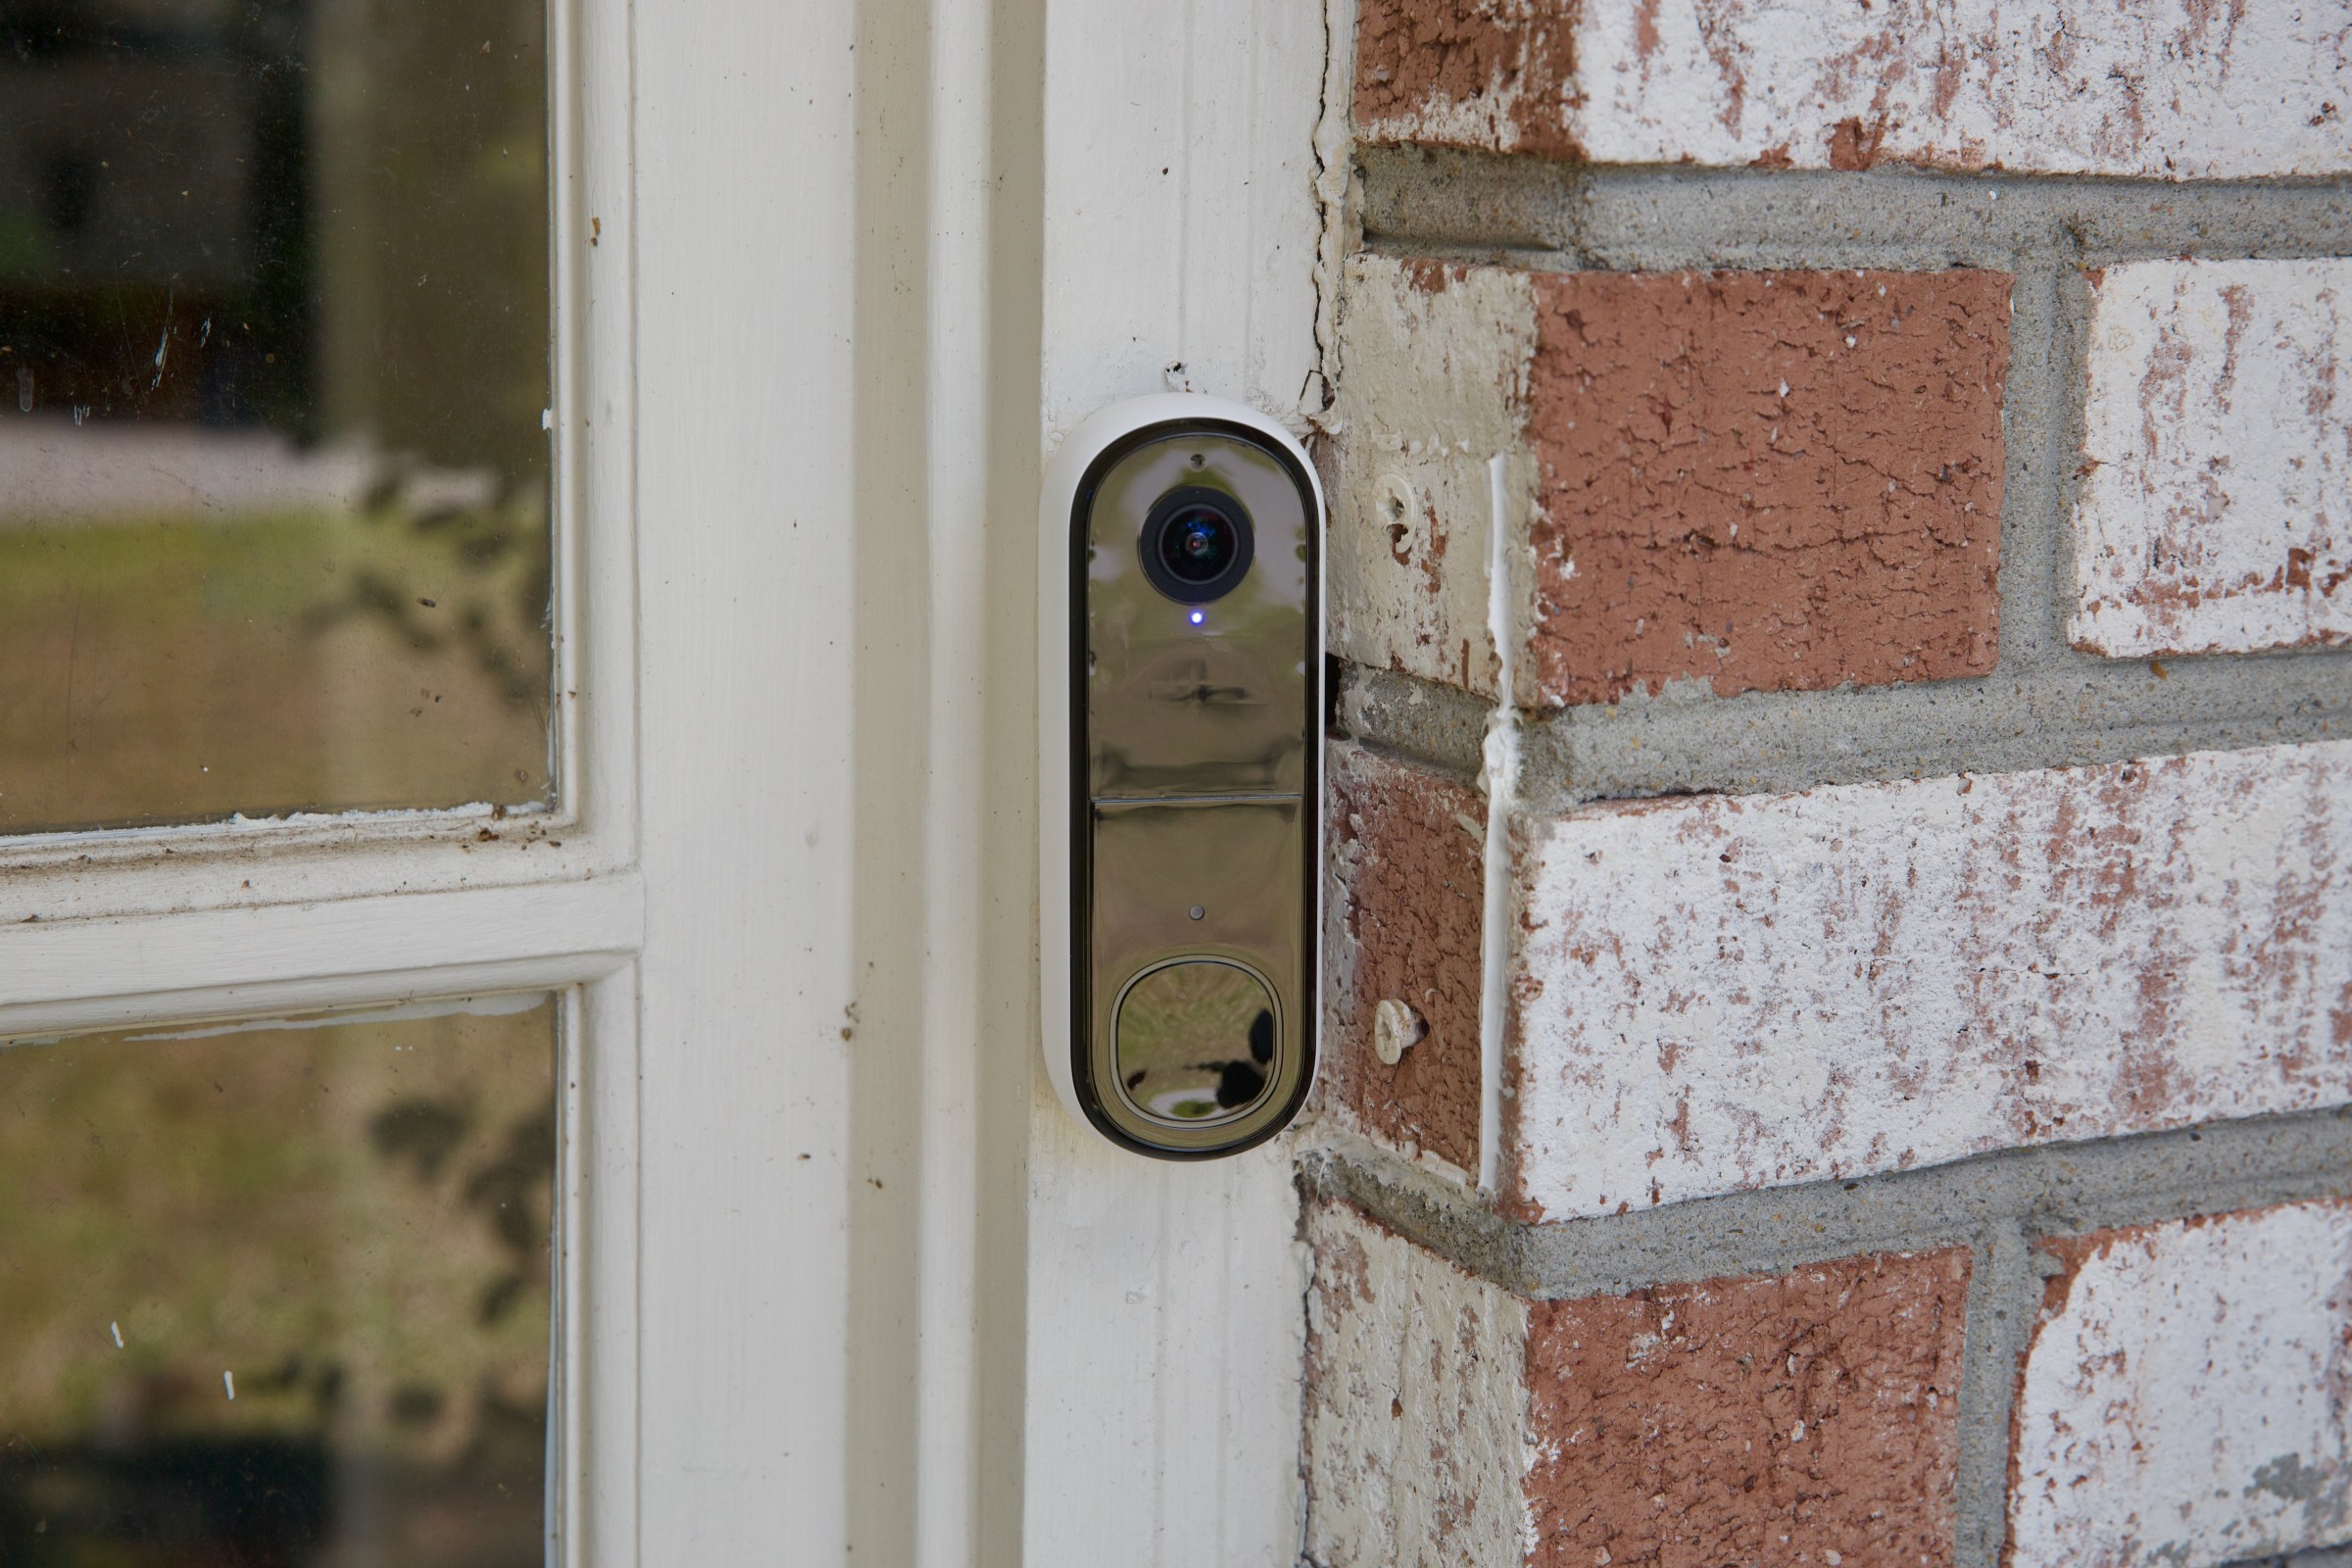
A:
1506 741 2352 1218
1324 743 1490 1174
1524 1249 1969 1568
1304 1200 1531 1568
1331 255 2009 708
1303 1200 1971 1568
1352 0 2352 180
2008 1201 2352 1568
1353 0 1585 161
2073 260 2352 660
1329 255 1539 699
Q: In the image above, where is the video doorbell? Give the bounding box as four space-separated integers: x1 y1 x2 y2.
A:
1039 394 1324 1158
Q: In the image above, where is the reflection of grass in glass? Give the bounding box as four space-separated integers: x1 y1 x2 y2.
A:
1116 963 1269 1083
0 505 550 832
0 1003 554 1468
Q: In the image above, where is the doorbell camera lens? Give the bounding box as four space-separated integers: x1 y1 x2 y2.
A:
1140 486 1253 604
1164 509 1234 579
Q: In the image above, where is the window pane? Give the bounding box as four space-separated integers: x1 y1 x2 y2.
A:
0 0 552 832
0 997 557 1567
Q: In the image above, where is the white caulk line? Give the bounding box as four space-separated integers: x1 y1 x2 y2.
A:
1475 452 1519 1197
223 1371 235 1400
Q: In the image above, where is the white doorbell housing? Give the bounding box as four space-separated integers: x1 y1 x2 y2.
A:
1040 394 1324 1158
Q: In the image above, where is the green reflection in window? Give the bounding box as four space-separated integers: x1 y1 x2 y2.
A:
0 0 552 831
0 997 557 1566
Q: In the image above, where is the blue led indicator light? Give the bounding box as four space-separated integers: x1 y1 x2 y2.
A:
1189 610 1205 625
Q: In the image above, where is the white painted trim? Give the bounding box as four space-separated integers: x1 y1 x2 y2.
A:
567 969 642 1568
0 875 642 1036
911 0 1007 1558
625 0 869 1552
559 0 640 858
1027 0 1328 1559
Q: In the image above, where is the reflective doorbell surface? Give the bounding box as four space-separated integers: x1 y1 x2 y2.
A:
1040 394 1323 1158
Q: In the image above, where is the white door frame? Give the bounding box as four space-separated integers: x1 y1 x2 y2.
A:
0 0 1338 1561
1023 0 1340 1563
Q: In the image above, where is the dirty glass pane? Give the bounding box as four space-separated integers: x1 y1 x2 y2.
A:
0 0 552 832
0 997 556 1566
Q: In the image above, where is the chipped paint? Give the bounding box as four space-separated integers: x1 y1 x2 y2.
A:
1329 255 1539 698
1505 741 2352 1218
1353 0 2352 180
1303 1200 1531 1568
1331 256 2009 708
2009 1201 2352 1567
1353 0 1584 160
1303 1201 1971 1568
2073 260 2352 659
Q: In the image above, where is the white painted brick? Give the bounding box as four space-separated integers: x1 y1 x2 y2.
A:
1327 254 1537 699
2009 1201 2352 1568
1506 742 2352 1219
1302 1200 1529 1568
1359 0 2352 180
1304 1201 1975 1564
2074 260 2352 659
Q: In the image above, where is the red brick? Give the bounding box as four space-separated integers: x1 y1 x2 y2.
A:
2007 1201 2352 1568
1523 269 2007 705
1502 741 2352 1219
1330 740 2352 1221
1328 256 2008 708
2072 260 2352 659
1303 1200 1972 1568
1524 1250 1970 1568
1354 0 1581 162
1323 744 1486 1172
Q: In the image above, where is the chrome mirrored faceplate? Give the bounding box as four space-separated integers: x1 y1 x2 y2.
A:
1070 426 1318 1157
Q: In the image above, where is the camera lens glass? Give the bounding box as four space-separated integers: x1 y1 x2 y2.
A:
1158 505 1237 583
1139 486 1254 604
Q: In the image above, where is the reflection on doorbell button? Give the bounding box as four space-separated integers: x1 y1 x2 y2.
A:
1038 394 1325 1159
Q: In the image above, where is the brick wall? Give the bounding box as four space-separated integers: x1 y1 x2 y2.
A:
1304 4 2352 1566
